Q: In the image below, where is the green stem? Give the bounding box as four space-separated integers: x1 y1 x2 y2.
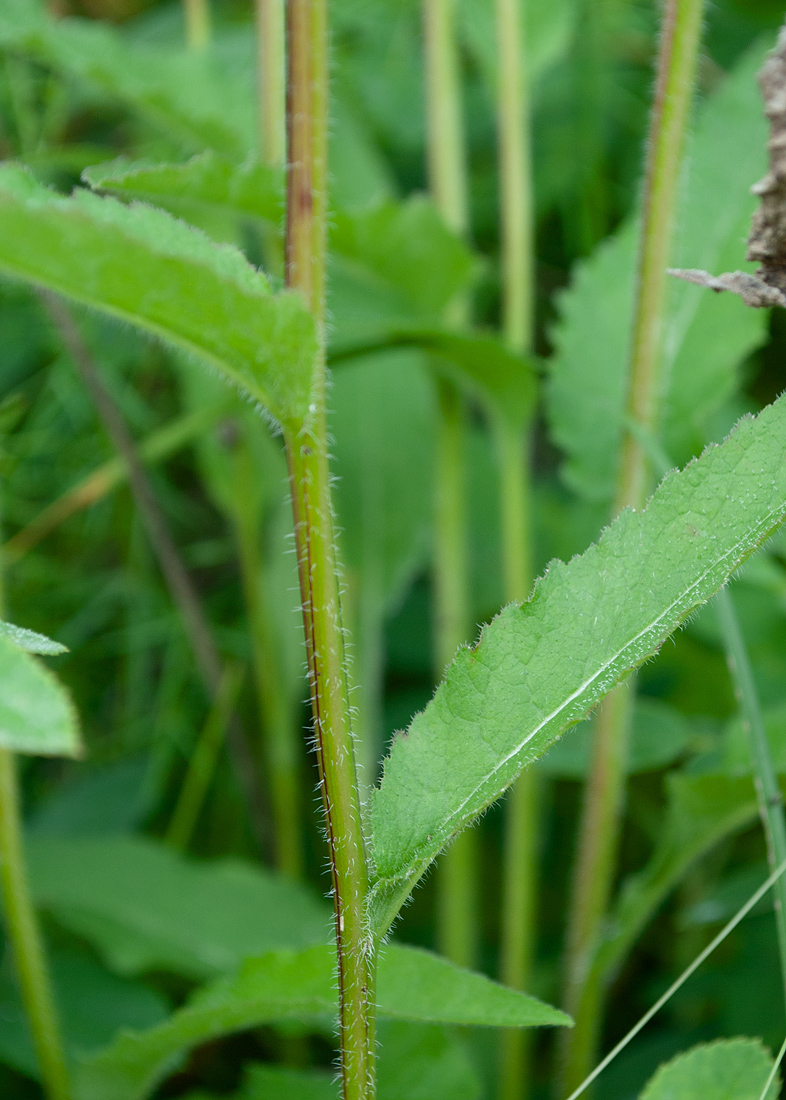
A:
0 750 71 1100
284 0 374 1095
716 585 786 1002
233 437 303 878
558 0 705 1091
423 0 476 971
256 0 286 165
183 0 211 51
166 663 244 852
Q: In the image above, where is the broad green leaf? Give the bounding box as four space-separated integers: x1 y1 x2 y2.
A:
328 197 476 346
74 943 568 1100
0 946 168 1083
639 1039 779 1100
0 0 254 156
83 154 283 245
591 774 760 989
239 1021 481 1100
332 327 537 431
547 43 769 501
540 698 692 778
0 619 67 654
369 395 786 936
0 166 316 429
0 633 80 756
27 835 331 980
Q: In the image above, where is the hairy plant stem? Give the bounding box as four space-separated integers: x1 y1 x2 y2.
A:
716 585 786 1002
423 0 477 971
0 528 70 1098
284 0 374 1095
41 293 270 854
183 0 211 51
233 438 303 878
166 662 244 851
558 0 705 1092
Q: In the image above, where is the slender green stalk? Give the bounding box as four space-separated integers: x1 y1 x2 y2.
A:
558 2 705 1090
716 585 786 1001
493 1 538 1090
183 0 211 52
423 0 477 971
758 1032 786 1100
284 0 374 1095
166 663 244 852
256 0 286 165
233 437 303 878
0 751 71 1100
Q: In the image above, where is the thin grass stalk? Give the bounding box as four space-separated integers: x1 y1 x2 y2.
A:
183 0 211 51
166 662 244 851
716 584 786 1001
233 438 303 878
493 0 539 1092
558 0 706 1091
423 0 478 971
283 0 374 1094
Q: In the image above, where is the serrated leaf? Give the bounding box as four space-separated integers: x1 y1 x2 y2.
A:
369 395 786 936
540 698 692 778
0 619 67 654
0 634 80 756
0 166 316 429
547 43 769 501
74 943 568 1100
27 835 331 980
83 153 283 244
639 1038 779 1100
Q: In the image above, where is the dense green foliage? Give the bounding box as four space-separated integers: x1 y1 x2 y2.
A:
1 0 786 1097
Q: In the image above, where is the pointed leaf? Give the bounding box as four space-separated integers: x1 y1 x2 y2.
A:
27 835 331 980
0 620 67 655
640 1039 779 1100
74 944 568 1100
83 154 283 239
369 395 786 936
0 166 316 429
547 43 769 500
0 634 80 757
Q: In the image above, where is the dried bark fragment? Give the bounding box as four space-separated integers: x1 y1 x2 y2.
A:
670 26 786 308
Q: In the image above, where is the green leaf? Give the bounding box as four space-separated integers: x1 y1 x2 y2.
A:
639 1039 779 1100
27 835 331 980
328 197 476 345
592 774 760 990
239 1021 481 1100
0 0 254 156
0 633 80 756
332 327 537 431
540 698 693 778
0 165 316 430
74 944 568 1100
0 946 168 1082
0 619 67 654
547 43 769 501
83 154 283 244
369 395 786 936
